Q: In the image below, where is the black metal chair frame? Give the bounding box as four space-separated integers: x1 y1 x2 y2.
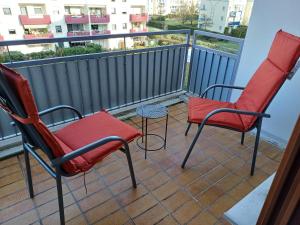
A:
182 84 277 176
0 74 136 225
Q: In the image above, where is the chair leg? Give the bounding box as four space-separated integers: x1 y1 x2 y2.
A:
182 124 204 168
124 145 137 188
24 145 34 198
241 132 245 145
251 118 262 176
185 122 192 136
56 173 65 225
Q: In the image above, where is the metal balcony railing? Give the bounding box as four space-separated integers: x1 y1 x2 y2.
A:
0 30 244 141
0 30 190 140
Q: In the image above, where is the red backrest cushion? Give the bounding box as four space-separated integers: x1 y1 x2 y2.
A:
235 30 300 129
0 64 87 174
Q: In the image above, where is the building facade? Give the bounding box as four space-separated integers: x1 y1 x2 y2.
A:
148 0 198 15
197 0 253 33
0 0 148 52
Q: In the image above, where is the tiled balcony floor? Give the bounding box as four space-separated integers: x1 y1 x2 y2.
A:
0 103 283 225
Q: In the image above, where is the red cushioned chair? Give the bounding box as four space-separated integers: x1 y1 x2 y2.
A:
0 64 141 225
182 30 300 175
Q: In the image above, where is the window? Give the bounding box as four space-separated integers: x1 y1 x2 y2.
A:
112 24 117 30
112 8 116 14
220 16 224 21
34 7 43 15
91 24 98 30
222 6 226 11
8 29 16 34
55 25 62 33
112 0 115 2
122 11 127 14
20 6 27 15
122 0 126 2
219 26 222 31
122 23 127 29
3 8 11 15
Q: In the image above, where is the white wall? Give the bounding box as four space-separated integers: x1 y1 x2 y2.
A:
231 0 300 147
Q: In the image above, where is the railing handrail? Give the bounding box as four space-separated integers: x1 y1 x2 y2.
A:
0 30 191 47
193 30 244 44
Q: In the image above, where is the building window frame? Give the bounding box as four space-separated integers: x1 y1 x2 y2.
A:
8 29 16 35
55 25 62 33
3 8 12 15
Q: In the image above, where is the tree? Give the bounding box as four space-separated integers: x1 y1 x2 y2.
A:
176 0 198 25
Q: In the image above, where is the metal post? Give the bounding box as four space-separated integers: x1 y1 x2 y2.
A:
182 123 204 168
164 114 168 149
56 172 65 225
124 145 137 188
185 122 192 136
241 132 245 145
145 118 148 159
24 143 34 198
142 117 144 143
251 118 262 176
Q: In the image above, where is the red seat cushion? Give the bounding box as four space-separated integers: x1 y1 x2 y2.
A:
55 111 141 168
188 97 245 131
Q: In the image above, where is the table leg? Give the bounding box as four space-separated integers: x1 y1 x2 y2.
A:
145 118 148 159
164 114 168 149
142 117 144 143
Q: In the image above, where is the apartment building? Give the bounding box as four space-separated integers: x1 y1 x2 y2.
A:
148 0 198 15
197 0 253 33
0 0 148 53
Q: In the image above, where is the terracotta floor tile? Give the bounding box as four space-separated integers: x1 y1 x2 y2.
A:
116 184 148 206
155 215 178 225
85 199 120 224
161 189 193 212
196 186 224 207
215 173 243 192
66 215 87 225
228 180 254 201
189 210 218 225
133 204 169 225
124 194 158 218
42 204 81 225
2 209 38 225
78 188 112 212
142 171 170 191
152 180 180 201
172 200 202 224
208 194 236 218
94 209 130 225
204 165 230 185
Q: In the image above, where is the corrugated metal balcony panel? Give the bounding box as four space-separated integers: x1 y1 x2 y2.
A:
90 15 110 23
23 33 54 39
64 15 89 24
130 14 148 22
19 15 51 25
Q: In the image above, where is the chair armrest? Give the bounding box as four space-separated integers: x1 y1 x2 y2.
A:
52 136 128 166
199 107 270 130
10 105 83 127
39 105 83 119
201 84 245 98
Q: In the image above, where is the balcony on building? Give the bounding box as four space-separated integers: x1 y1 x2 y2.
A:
130 13 148 22
64 15 89 24
130 27 148 33
19 15 51 25
23 33 54 39
90 15 110 23
0 35 4 41
67 30 111 36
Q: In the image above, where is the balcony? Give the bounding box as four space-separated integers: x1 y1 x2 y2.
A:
64 15 89 24
0 35 3 41
23 33 54 39
90 15 110 23
19 15 51 25
67 30 111 36
130 28 148 33
130 13 148 22
0 14 299 223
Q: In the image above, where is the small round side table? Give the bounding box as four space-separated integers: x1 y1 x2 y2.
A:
136 104 168 159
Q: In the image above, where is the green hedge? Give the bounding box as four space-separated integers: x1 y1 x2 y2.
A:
0 43 103 63
147 20 165 29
